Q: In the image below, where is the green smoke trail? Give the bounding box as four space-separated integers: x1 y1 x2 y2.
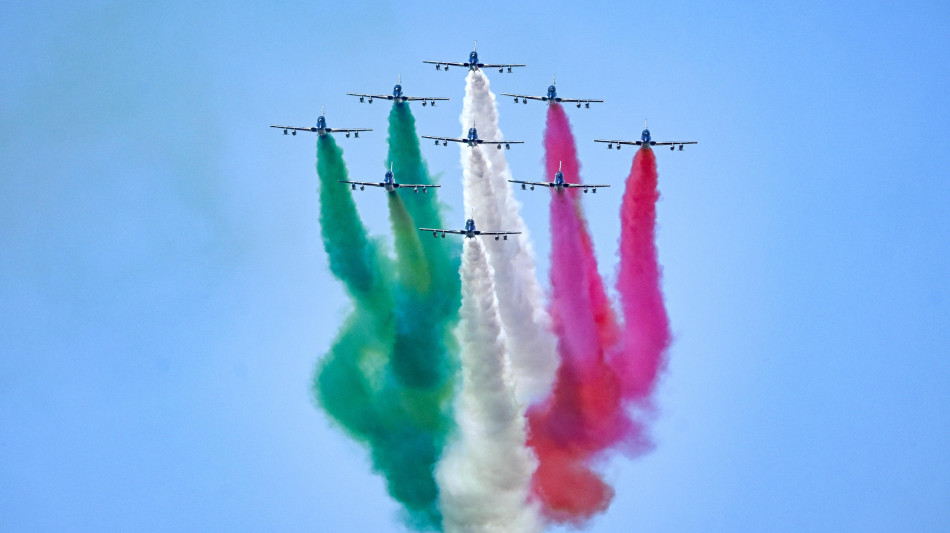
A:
379 104 461 525
386 103 462 390
386 104 461 299
312 106 462 531
314 135 394 439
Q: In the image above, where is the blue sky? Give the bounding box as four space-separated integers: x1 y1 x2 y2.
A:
2 1 948 531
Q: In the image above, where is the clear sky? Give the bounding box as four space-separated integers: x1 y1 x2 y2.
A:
2 1 949 531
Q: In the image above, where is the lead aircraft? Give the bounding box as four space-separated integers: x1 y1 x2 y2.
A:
423 41 525 73
420 218 520 240
595 120 697 151
347 75 449 107
339 163 440 194
509 161 610 194
422 125 523 150
500 75 603 109
271 107 372 138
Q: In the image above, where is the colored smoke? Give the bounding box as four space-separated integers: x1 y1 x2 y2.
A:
436 239 541 533
526 104 669 524
460 70 558 406
613 147 671 399
313 107 461 531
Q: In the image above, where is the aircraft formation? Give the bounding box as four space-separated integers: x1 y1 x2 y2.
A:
270 41 697 239
273 42 698 531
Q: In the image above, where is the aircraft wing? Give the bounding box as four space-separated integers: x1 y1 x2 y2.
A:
271 124 317 133
338 180 384 188
396 183 441 190
422 60 470 68
478 230 521 236
508 179 552 188
650 141 698 146
563 183 610 189
594 139 643 147
477 140 525 146
422 135 468 144
346 92 391 101
419 227 466 235
555 98 604 104
325 128 373 134
476 63 526 70
499 93 546 102
347 93 449 103
400 96 450 102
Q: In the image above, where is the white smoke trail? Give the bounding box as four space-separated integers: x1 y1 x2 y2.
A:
459 70 558 405
436 239 541 533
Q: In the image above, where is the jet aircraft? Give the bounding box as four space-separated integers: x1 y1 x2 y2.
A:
347 75 449 107
271 107 372 138
595 120 697 151
420 218 520 240
500 75 603 109
509 162 610 194
422 126 523 150
423 41 525 73
339 163 440 194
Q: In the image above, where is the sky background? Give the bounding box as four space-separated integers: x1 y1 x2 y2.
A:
2 1 949 531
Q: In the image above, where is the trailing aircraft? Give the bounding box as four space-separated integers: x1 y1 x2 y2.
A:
595 120 697 151
501 75 603 108
423 41 525 73
509 161 609 194
347 75 449 107
271 107 371 138
420 218 520 240
339 163 440 194
422 125 523 150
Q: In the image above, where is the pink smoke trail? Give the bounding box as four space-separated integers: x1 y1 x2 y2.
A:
543 105 621 349
526 105 629 522
527 104 670 523
612 146 671 399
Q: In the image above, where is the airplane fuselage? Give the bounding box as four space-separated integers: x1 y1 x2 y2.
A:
313 115 328 135
469 51 479 70
467 127 479 146
640 128 654 146
391 84 409 104
383 171 397 192
553 171 566 191
464 218 478 237
543 85 560 103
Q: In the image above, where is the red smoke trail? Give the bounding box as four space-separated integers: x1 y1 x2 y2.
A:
612 147 670 399
526 105 627 522
527 104 670 523
528 191 630 522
